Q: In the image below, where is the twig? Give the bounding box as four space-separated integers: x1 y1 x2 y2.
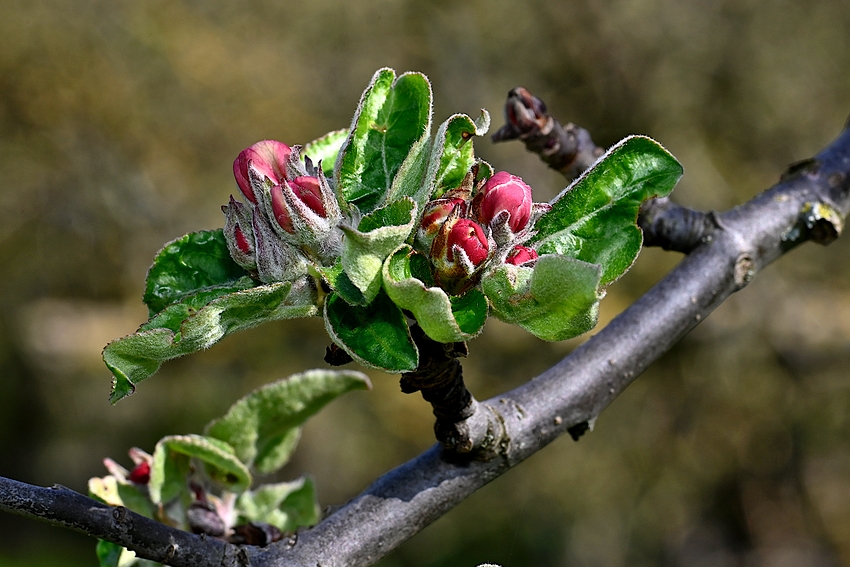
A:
0 478 239 567
638 197 718 253
492 87 720 254
491 87 604 182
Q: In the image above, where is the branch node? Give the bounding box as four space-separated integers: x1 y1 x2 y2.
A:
734 254 755 288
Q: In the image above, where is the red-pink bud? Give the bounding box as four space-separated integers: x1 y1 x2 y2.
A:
233 225 251 255
233 140 291 204
447 219 489 267
127 461 151 485
475 171 533 233
430 216 490 295
421 198 467 231
505 245 538 266
270 176 327 234
416 197 467 253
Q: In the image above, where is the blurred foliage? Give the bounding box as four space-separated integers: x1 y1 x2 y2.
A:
1 0 849 566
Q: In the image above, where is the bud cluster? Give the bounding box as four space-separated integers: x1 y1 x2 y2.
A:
416 168 550 295
223 140 342 284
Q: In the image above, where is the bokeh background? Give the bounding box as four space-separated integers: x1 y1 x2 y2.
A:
2 1 850 566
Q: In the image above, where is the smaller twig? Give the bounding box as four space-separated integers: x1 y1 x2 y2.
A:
400 326 503 455
492 87 604 182
493 88 718 254
638 197 718 253
0 477 236 567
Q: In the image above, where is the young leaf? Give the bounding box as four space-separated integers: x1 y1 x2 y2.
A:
529 135 682 285
382 245 487 343
340 197 418 303
236 477 320 531
149 434 251 505
324 290 418 372
314 262 367 306
425 111 490 201
95 540 123 567
481 255 603 341
104 281 318 403
303 128 349 175
336 69 433 214
143 230 249 316
204 369 371 474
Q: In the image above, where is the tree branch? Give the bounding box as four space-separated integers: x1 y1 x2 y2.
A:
2 117 849 566
0 477 241 567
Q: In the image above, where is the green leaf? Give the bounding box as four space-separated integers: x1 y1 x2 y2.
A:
324 290 418 372
143 230 249 316
426 111 490 200
204 369 371 474
382 245 487 342
95 540 123 567
340 197 418 303
236 477 320 531
481 255 603 341
104 281 317 403
314 262 367 306
336 69 433 213
303 128 349 175
529 135 682 285
149 434 251 505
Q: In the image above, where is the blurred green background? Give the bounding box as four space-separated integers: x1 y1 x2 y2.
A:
1 0 850 565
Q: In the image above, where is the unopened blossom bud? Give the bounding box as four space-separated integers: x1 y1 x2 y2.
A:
233 140 291 204
251 210 310 284
415 197 467 253
474 171 533 235
431 217 490 294
270 176 327 234
505 245 538 266
222 196 257 270
127 461 151 485
448 219 489 266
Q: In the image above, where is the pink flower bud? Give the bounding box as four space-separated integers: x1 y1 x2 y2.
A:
505 245 539 266
430 216 490 295
233 140 291 204
415 197 467 253
447 219 489 267
270 176 327 234
474 171 533 234
127 461 151 485
222 196 257 270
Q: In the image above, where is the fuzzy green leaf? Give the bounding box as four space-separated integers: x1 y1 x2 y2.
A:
341 197 417 303
382 245 486 342
530 136 682 285
205 369 371 474
324 290 418 372
314 262 367 306
236 477 320 531
336 69 433 213
149 434 251 505
104 281 318 403
481 255 602 341
426 111 490 200
143 230 249 316
304 128 349 175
